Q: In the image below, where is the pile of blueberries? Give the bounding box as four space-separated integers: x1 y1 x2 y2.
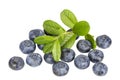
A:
9 29 112 76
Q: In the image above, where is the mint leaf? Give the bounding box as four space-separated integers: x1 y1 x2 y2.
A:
62 34 77 48
85 34 96 49
60 9 78 28
43 20 65 36
61 32 76 48
73 21 90 36
52 39 61 62
43 41 54 54
34 35 55 44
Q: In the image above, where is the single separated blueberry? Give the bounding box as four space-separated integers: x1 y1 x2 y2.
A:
19 40 36 54
74 55 90 69
93 62 108 76
26 53 42 67
29 29 44 41
67 29 79 39
96 35 112 49
61 48 75 62
44 53 55 64
77 39 92 53
52 61 69 76
9 56 24 70
88 49 104 63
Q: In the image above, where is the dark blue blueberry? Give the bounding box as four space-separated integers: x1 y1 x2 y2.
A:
74 55 90 69
19 40 36 54
77 39 92 53
93 62 108 76
88 49 104 63
26 53 42 67
44 53 55 64
96 35 112 49
52 61 69 76
9 56 24 70
37 44 44 50
61 48 75 62
29 29 44 41
67 29 79 39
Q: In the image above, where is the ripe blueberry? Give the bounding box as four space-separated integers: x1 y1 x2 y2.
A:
88 49 104 63
19 40 36 54
37 44 44 50
93 62 108 76
77 39 92 53
96 35 112 49
74 55 90 69
44 53 55 64
61 48 75 62
9 56 24 70
29 29 44 41
52 61 69 76
26 53 42 67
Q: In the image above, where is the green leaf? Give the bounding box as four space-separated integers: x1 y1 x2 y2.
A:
43 41 54 54
43 20 65 36
73 21 90 36
34 35 55 44
61 32 76 48
60 9 78 28
52 39 61 62
85 34 96 49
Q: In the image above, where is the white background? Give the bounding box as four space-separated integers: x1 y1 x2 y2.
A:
0 0 119 80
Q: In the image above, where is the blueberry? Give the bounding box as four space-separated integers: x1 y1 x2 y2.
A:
93 62 108 76
37 44 44 50
29 29 44 41
96 35 112 49
9 56 24 70
88 49 104 63
19 40 36 54
26 53 42 67
44 53 55 64
52 61 69 76
61 48 75 62
74 55 90 69
67 29 79 39
77 39 92 53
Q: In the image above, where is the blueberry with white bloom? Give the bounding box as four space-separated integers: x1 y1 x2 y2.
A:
96 35 112 49
52 61 69 76
74 55 90 69
9 56 24 70
29 29 44 41
93 62 108 76
88 49 104 63
44 53 55 64
61 48 75 62
26 53 42 67
19 40 36 54
77 40 92 53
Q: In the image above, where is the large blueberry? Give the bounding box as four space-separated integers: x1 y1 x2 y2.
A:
61 48 75 62
67 29 79 39
29 29 44 41
93 62 108 76
9 56 24 70
52 61 69 76
77 39 92 53
26 53 42 67
19 40 36 54
44 53 55 64
96 35 112 49
88 49 104 63
74 55 90 69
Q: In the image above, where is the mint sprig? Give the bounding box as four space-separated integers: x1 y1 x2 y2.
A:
34 9 95 62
